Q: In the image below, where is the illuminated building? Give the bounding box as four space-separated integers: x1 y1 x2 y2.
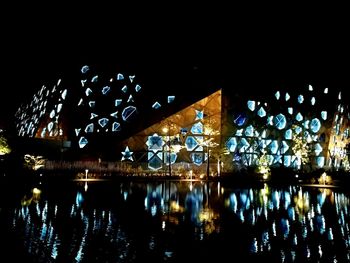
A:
15 65 350 173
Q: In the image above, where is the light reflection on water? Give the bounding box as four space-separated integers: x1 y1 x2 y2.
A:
0 181 350 262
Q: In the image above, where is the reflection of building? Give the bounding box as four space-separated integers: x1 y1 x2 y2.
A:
15 64 350 173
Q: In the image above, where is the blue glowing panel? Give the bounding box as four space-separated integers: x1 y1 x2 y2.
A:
297 95 304 104
285 129 292 140
247 100 255 111
89 101 95 108
275 91 280 100
191 122 203 134
121 146 133 161
235 129 243 136
168 96 175 103
134 84 141 93
309 84 313 91
90 113 98 119
152 102 161 109
303 120 309 129
122 106 137 121
316 156 325 167
78 137 88 148
112 122 120 132
146 134 164 152
310 118 321 133
191 153 203 166
148 155 163 170
98 118 109 128
110 111 118 118
62 89 67 100
121 85 128 93
274 114 287 130
244 125 254 137
91 75 98 82
81 65 89 73
75 128 81 136
311 97 315 105
127 95 134 103
234 114 246 126
269 140 278 154
185 136 199 151
85 123 94 133
195 110 204 120
102 86 110 95
115 99 122 107
226 137 237 152
164 152 177 164
280 141 289 154
285 93 290 101
267 116 274 126
257 107 266 117
296 113 303 122
324 88 328 94
117 73 124 80
314 143 323 155
129 75 135 83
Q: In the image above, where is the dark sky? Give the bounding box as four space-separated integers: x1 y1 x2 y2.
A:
1 9 350 130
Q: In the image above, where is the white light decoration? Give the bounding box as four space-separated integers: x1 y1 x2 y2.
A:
117 73 124 80
324 88 328 94
296 113 303 122
85 88 93 96
311 97 315 105
275 91 280 100
110 111 118 118
102 86 110 95
121 146 134 161
135 84 142 92
308 85 313 91
321 111 327 120
81 65 89 73
88 101 95 108
152 102 161 109
285 93 290 101
273 114 287 130
78 137 88 148
167 96 175 103
90 113 98 119
247 100 255 111
115 99 122 107
129 75 135 83
310 118 321 133
121 85 128 93
298 95 304 104
98 118 109 128
112 122 120 132
85 123 94 133
288 107 293 115
257 107 266 117
91 75 98 82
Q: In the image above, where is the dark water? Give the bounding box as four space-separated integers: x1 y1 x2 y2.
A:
0 179 349 262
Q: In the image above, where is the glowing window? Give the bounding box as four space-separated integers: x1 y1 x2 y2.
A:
152 102 161 109
311 97 315 105
310 118 321 133
146 134 164 152
102 86 110 95
78 137 88 148
168 96 175 103
226 137 237 152
185 136 199 151
247 100 255 111
91 75 98 82
321 111 327 120
117 73 124 80
110 111 118 118
112 122 120 132
191 122 203 134
85 88 93 96
127 95 134 103
115 99 122 107
135 84 141 92
297 95 304 104
122 106 137 121
89 101 95 108
285 93 290 101
85 123 94 133
273 114 286 130
275 91 280 100
129 75 135 83
98 118 109 128
81 65 89 73
234 114 246 126
121 85 128 93
195 110 204 120
285 129 292 140
296 113 303 122
62 89 67 100
244 125 254 137
75 128 81 136
257 107 266 117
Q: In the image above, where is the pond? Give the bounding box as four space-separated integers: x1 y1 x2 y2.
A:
0 179 349 262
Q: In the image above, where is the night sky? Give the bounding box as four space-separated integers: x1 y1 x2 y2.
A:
1 10 350 131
